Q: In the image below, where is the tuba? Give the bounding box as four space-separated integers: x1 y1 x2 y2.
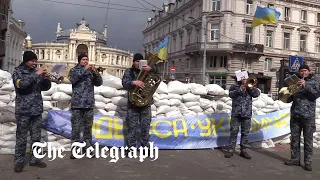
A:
128 51 162 107
279 76 304 103
246 77 257 88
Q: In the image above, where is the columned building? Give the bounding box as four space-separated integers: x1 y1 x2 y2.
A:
29 18 133 79
0 0 10 69
143 0 320 99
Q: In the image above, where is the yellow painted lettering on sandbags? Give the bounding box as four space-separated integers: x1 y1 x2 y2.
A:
197 118 211 137
94 116 113 139
173 118 188 137
212 117 227 136
151 120 172 138
113 118 124 139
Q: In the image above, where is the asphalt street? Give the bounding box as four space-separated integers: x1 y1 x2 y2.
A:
0 144 319 180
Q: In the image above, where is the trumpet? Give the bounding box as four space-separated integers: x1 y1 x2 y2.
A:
242 77 257 88
34 66 64 84
88 64 104 74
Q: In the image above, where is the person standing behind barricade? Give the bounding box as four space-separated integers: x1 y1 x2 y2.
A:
68 54 103 159
122 53 158 155
224 70 260 159
283 64 320 171
12 51 52 172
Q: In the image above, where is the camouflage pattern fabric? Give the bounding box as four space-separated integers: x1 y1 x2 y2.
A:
290 118 316 165
70 109 94 148
125 105 152 148
14 115 43 166
229 83 260 118
68 64 103 109
12 65 51 116
227 117 251 152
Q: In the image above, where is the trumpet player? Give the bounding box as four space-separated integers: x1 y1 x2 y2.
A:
68 54 103 159
284 64 320 171
122 53 158 155
225 71 260 159
12 51 51 172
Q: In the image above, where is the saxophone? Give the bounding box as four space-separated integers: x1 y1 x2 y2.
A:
128 51 162 107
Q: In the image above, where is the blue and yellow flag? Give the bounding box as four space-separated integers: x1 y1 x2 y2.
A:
252 6 280 28
154 36 169 61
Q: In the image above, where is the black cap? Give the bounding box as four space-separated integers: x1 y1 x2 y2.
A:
78 54 88 63
299 64 310 71
23 51 37 62
133 53 143 62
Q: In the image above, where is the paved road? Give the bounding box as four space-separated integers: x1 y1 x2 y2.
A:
0 144 319 180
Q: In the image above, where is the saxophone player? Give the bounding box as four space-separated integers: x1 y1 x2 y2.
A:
122 53 158 154
68 54 103 159
225 70 260 159
12 51 51 172
284 64 320 171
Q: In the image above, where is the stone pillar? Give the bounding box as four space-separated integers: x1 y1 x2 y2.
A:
92 45 95 62
88 45 91 61
68 44 72 61
73 44 77 61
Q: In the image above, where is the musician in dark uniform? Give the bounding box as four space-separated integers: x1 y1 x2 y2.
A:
284 64 320 171
225 71 260 159
122 53 158 154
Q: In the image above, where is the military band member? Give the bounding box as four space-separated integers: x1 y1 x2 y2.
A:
122 53 158 154
284 64 320 171
12 51 51 172
225 71 260 159
68 54 103 159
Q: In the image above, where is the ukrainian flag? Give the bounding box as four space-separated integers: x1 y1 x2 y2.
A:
252 6 281 28
154 36 169 61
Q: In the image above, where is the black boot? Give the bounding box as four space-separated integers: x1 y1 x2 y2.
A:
224 151 233 158
14 164 24 173
284 160 300 166
304 164 312 171
240 151 251 159
29 161 47 168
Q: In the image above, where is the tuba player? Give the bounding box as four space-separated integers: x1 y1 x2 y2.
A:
122 53 158 154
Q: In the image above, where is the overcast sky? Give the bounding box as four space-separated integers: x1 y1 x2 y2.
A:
12 0 162 53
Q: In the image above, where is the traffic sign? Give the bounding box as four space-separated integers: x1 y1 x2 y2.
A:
289 56 303 72
170 73 176 79
171 67 176 72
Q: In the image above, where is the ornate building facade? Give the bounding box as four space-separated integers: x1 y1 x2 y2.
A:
0 0 11 69
29 18 133 78
143 0 320 99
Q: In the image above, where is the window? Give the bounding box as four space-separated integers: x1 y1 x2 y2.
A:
284 7 290 21
266 30 273 47
246 0 253 15
245 27 252 43
209 76 227 89
190 9 193 18
268 4 274 8
173 37 176 51
300 34 306 51
209 56 227 68
196 29 200 42
212 0 220 11
264 58 272 71
316 64 320 74
182 15 185 26
316 37 320 52
186 58 190 68
317 13 320 26
168 22 171 32
210 24 220 41
283 33 290 49
180 34 183 50
188 31 191 44
244 59 251 69
301 10 307 24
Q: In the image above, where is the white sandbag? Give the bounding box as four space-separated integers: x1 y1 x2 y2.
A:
255 111 265 115
51 92 71 101
224 105 232 110
199 98 212 109
154 99 170 107
106 111 119 116
43 101 53 111
100 86 117 98
97 109 108 115
216 102 225 110
215 109 230 114
58 139 71 145
42 95 52 101
316 119 320 125
167 81 189 94
94 95 105 102
94 86 101 95
0 124 16 136
157 105 173 114
153 93 160 100
0 101 7 107
111 97 127 106
178 104 189 114
204 107 214 114
160 94 169 100
182 93 200 102
115 90 127 97
95 102 106 109
166 110 182 117
0 94 11 103
0 70 12 81
102 74 123 89
169 99 182 106
152 111 157 117
211 101 217 111
156 82 169 94
167 93 182 101
253 99 267 108
56 84 72 95
0 141 15 149
0 134 15 141
0 90 12 95
182 111 197 116
205 84 225 96
42 84 58 96
151 104 157 111
219 97 230 102
188 106 203 113
226 100 232 106
0 148 15 154
105 103 118 111
102 98 112 104
189 83 208 95
184 102 199 108
1 81 14 91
